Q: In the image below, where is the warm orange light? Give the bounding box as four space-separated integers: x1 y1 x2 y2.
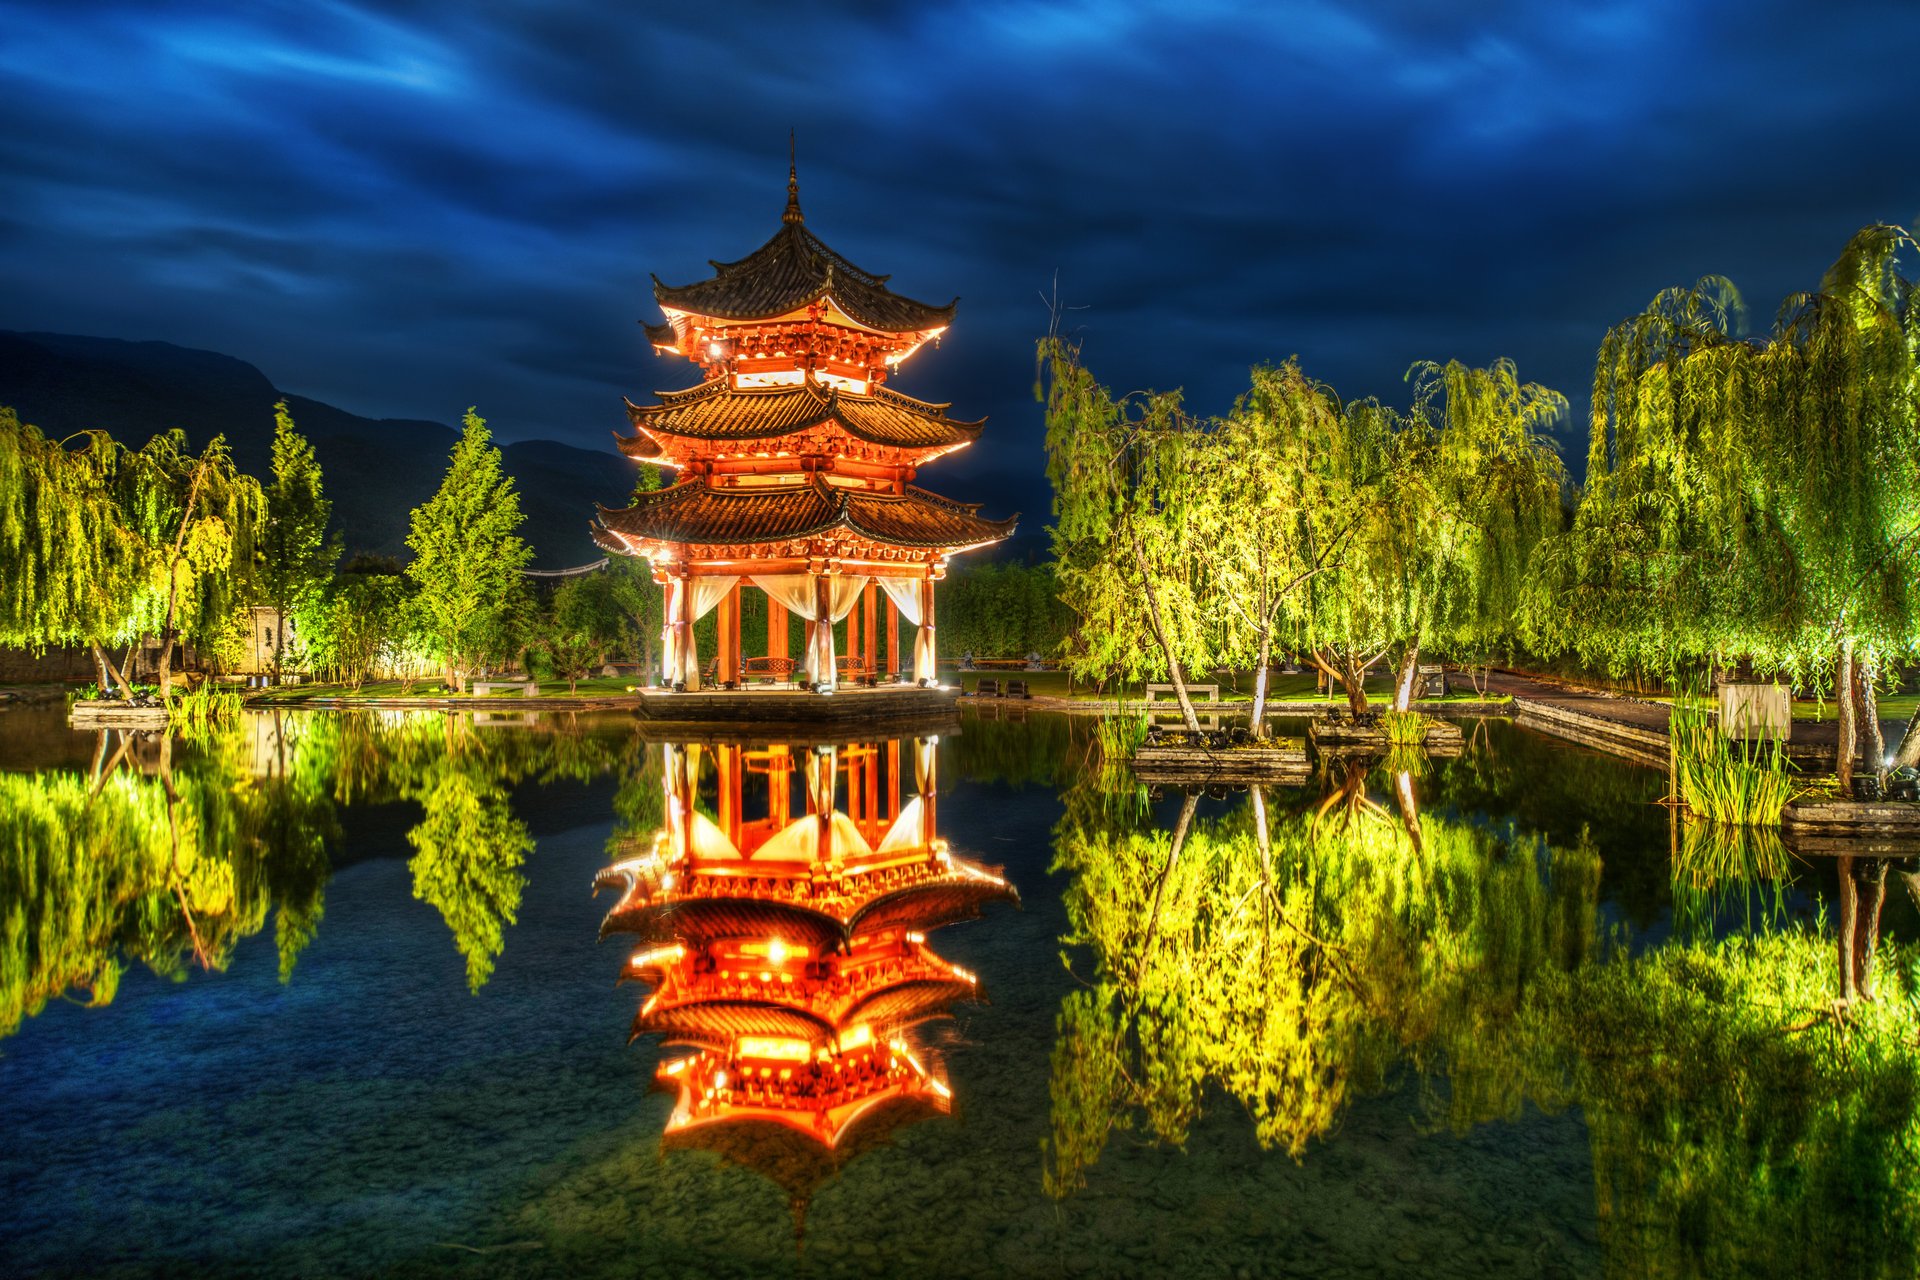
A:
736 1035 812 1062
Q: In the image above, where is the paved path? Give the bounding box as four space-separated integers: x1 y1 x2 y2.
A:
1486 669 1907 765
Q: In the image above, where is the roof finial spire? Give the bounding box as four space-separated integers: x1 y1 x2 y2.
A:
784 130 803 225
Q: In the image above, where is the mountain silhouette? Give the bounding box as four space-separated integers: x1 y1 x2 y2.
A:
0 330 632 569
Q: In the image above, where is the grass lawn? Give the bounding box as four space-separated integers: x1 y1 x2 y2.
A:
948 669 1508 705
1791 693 1920 724
246 675 648 703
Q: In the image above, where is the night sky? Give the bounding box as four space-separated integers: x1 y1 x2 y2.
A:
3 2 1917 523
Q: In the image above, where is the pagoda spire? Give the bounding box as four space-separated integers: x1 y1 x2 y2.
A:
784 131 803 225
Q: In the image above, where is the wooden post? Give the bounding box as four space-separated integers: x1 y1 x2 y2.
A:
915 577 937 683
886 594 900 680
846 588 861 671
767 593 788 664
814 573 835 688
718 582 740 686
863 581 877 681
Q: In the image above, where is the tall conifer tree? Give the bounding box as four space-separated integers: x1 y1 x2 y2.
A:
406 409 531 691
259 401 338 682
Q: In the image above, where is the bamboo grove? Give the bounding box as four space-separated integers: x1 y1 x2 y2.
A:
1045 224 1920 778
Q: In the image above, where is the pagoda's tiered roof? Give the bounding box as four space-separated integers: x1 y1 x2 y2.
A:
592 478 1016 555
652 219 956 335
618 379 983 456
596 854 1016 951
625 935 979 1047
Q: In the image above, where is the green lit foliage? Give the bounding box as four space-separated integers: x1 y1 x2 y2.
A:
937 561 1073 662
405 743 534 993
1200 361 1369 726
1040 339 1213 727
1541 226 1920 777
1669 694 1794 825
0 723 336 1038
309 558 417 689
406 408 533 691
566 555 663 670
1043 766 1599 1195
0 409 261 698
257 401 339 679
1501 931 1920 1278
537 578 608 693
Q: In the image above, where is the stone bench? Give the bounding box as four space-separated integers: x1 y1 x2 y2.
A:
471 680 538 697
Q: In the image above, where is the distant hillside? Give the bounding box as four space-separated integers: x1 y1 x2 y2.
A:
0 331 632 568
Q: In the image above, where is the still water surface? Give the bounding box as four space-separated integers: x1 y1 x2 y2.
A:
1 708 1915 1277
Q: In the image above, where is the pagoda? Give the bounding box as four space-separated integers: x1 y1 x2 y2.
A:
597 732 1015 1222
593 154 1016 692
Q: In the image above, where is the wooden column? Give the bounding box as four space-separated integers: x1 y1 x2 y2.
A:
862 581 877 680
915 577 937 683
846 589 861 672
718 582 740 686
766 593 788 664
886 594 900 680
813 573 834 688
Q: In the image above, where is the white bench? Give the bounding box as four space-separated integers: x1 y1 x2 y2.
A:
1144 683 1222 730
1145 683 1219 704
471 680 538 697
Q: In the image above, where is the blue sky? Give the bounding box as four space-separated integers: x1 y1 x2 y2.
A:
2 1 1916 518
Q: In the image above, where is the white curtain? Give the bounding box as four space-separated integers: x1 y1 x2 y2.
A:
676 576 738 689
751 574 816 619
877 577 936 682
876 576 922 626
753 574 868 686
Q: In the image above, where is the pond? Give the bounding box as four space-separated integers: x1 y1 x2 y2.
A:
2 706 1916 1278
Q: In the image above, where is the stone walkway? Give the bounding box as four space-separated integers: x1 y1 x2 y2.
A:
1485 670 1907 768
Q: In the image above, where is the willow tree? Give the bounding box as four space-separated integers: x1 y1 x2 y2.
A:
1281 396 1408 714
0 409 145 690
1041 338 1213 732
0 412 259 698
1043 764 1600 1195
1549 225 1920 789
1401 357 1568 707
1199 361 1367 731
406 408 533 691
258 401 339 682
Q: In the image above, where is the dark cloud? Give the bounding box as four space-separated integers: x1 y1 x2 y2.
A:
1 0 1916 520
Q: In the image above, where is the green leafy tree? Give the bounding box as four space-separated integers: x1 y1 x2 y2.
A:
405 408 533 691
1041 338 1213 730
258 401 339 682
538 578 608 693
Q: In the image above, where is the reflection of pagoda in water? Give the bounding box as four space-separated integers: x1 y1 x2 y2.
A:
596 731 1015 1218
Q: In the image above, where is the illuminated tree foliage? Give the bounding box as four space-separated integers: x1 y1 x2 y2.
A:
257 401 339 681
1040 338 1214 731
1540 225 1920 786
1042 763 1599 1195
406 408 533 691
0 727 334 1038
0 409 261 699
404 747 534 993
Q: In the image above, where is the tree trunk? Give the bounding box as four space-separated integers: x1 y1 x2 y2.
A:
1859 659 1885 776
1249 625 1273 740
1141 792 1200 963
154 455 211 706
1130 532 1202 735
1392 639 1421 713
89 641 131 700
1890 706 1920 774
1836 638 1857 795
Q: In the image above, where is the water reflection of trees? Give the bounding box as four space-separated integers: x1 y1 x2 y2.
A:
1051 732 1920 1276
1 711 637 1033
1045 758 1600 1195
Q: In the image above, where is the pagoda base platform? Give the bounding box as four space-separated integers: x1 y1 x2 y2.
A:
635 684 959 731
